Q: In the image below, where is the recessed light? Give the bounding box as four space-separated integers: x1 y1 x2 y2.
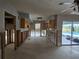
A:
64 3 72 5
71 11 79 15
59 2 72 5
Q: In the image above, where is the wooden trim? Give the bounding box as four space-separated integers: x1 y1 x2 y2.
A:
0 32 5 59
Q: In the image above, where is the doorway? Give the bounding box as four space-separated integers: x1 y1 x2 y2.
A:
5 12 16 46
35 23 41 37
31 23 41 37
0 12 16 59
62 21 79 45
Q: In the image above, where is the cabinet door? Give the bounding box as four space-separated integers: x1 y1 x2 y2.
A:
20 18 26 28
48 20 57 28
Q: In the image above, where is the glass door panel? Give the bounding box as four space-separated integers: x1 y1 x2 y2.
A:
31 30 35 37
41 30 46 36
35 23 41 37
35 30 40 37
62 21 72 45
72 22 79 45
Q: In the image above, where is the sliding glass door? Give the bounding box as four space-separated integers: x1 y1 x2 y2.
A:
62 21 79 45
72 22 79 45
62 21 72 45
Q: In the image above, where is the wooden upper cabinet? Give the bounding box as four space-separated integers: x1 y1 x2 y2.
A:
20 18 30 28
48 19 57 29
20 18 26 28
41 21 48 29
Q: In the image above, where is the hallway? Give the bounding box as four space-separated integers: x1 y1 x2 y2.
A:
0 0 79 59
5 36 79 59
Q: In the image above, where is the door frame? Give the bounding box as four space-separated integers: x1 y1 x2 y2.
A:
61 20 79 46
5 11 16 46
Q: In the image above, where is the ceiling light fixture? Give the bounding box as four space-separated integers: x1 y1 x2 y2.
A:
59 2 72 5
71 11 79 15
73 7 76 11
59 0 79 12
74 0 79 11
63 3 72 5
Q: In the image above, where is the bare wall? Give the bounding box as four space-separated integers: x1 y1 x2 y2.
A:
0 0 20 32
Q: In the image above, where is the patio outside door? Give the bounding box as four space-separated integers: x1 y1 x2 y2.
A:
62 21 79 45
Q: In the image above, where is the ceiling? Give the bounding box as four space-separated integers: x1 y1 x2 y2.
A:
7 0 74 16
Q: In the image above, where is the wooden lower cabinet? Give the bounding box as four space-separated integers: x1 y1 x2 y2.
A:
15 30 29 49
21 31 28 43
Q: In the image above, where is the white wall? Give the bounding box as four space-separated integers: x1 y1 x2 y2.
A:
0 0 20 32
57 15 79 46
0 1 19 56
0 10 4 32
